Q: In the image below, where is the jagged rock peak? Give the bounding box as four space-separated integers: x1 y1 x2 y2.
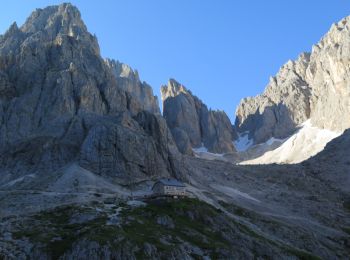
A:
161 78 236 154
17 3 100 55
4 22 19 35
235 14 350 147
235 51 312 144
307 15 350 132
105 59 160 114
267 52 310 91
161 78 190 101
105 59 140 82
318 16 350 47
0 3 181 181
21 3 85 34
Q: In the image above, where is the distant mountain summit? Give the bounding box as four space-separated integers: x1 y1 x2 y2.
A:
235 52 311 144
105 59 160 115
1 4 349 259
1 2 349 173
0 3 182 183
161 79 236 154
236 16 350 143
160 15 350 164
234 16 350 163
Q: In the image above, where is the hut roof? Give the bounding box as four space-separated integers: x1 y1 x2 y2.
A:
154 178 185 188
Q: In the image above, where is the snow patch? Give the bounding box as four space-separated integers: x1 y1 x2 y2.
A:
241 120 341 164
193 144 209 153
192 144 225 160
234 132 253 151
265 137 286 146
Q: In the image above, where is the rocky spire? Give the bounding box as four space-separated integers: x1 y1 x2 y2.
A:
105 59 160 115
161 79 236 154
0 3 182 181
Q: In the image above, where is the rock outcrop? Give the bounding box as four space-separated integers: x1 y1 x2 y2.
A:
236 16 350 144
0 3 182 182
105 59 160 115
161 79 236 154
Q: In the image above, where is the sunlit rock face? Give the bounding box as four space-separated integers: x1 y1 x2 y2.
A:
235 53 312 144
307 17 350 131
161 79 236 154
0 3 183 181
236 16 350 145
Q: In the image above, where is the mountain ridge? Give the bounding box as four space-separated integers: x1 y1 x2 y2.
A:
0 4 349 259
235 15 350 144
0 2 183 184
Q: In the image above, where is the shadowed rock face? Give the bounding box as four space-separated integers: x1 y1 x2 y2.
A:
0 3 182 182
161 79 236 154
79 112 182 182
0 5 349 259
302 128 350 192
105 59 160 115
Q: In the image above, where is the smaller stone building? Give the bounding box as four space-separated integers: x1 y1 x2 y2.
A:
152 178 186 197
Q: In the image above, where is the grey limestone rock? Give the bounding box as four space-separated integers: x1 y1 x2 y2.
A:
161 79 236 154
79 112 182 183
170 127 193 155
236 16 350 144
307 17 350 131
105 59 160 115
235 53 311 144
203 110 237 154
0 3 181 183
161 79 202 149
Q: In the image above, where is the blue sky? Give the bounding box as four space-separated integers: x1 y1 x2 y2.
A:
1 1 349 120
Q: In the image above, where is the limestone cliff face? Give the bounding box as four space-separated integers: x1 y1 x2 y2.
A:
0 3 182 182
236 16 350 144
161 79 236 154
235 53 311 144
307 17 350 131
105 59 160 115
